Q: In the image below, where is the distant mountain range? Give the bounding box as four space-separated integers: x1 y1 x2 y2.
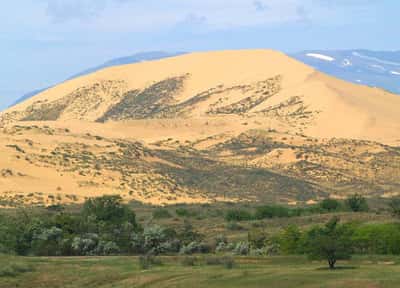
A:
290 50 400 94
10 49 400 108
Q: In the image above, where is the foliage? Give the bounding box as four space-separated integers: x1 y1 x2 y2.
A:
277 225 302 255
248 228 268 249
225 209 254 221
345 194 369 212
82 195 137 225
304 217 353 269
320 199 341 212
352 223 400 254
255 205 290 219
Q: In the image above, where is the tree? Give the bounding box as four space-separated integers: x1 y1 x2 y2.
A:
346 194 368 212
278 225 302 254
320 198 340 212
82 195 137 225
305 217 352 269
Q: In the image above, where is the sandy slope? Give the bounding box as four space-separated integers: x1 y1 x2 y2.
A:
1 50 400 206
2 49 399 144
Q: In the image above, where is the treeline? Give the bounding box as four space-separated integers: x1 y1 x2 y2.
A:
1 195 400 269
225 194 369 222
0 196 209 256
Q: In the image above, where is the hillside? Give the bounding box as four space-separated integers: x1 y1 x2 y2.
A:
1 50 400 206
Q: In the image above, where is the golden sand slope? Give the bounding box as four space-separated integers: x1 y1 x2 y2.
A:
2 50 399 144
1 50 400 206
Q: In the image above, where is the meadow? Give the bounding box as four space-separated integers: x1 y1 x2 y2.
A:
2 255 400 288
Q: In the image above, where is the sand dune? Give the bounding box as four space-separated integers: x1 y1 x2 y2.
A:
1 50 400 206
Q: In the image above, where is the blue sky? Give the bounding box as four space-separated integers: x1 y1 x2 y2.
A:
0 0 399 110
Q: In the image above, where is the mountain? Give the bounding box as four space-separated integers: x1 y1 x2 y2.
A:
1 50 400 207
291 50 400 95
10 51 186 108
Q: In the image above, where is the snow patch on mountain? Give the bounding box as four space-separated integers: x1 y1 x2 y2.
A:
370 64 386 71
353 52 400 66
306 53 335 62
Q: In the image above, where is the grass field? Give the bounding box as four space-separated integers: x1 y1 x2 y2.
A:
2 255 400 288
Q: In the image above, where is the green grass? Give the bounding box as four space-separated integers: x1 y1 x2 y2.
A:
2 255 400 287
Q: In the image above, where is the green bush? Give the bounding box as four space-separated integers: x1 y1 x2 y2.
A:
320 198 341 212
346 194 368 212
225 209 253 221
352 223 400 254
255 205 290 219
277 225 302 254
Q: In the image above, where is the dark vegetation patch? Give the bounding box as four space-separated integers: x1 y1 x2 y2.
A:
98 75 188 121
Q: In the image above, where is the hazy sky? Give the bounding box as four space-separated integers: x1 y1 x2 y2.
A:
0 0 399 109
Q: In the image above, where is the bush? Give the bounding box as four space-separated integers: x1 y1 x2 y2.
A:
71 233 99 256
95 241 120 255
32 226 63 256
225 209 253 222
180 241 211 255
143 225 169 255
215 235 228 246
82 195 137 225
320 198 341 212
255 205 290 219
248 228 268 249
346 194 368 212
352 223 400 254
232 242 249 255
278 225 302 254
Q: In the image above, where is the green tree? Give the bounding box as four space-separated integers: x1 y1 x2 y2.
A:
278 225 302 254
346 194 368 212
320 198 340 212
82 195 137 225
305 217 353 269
